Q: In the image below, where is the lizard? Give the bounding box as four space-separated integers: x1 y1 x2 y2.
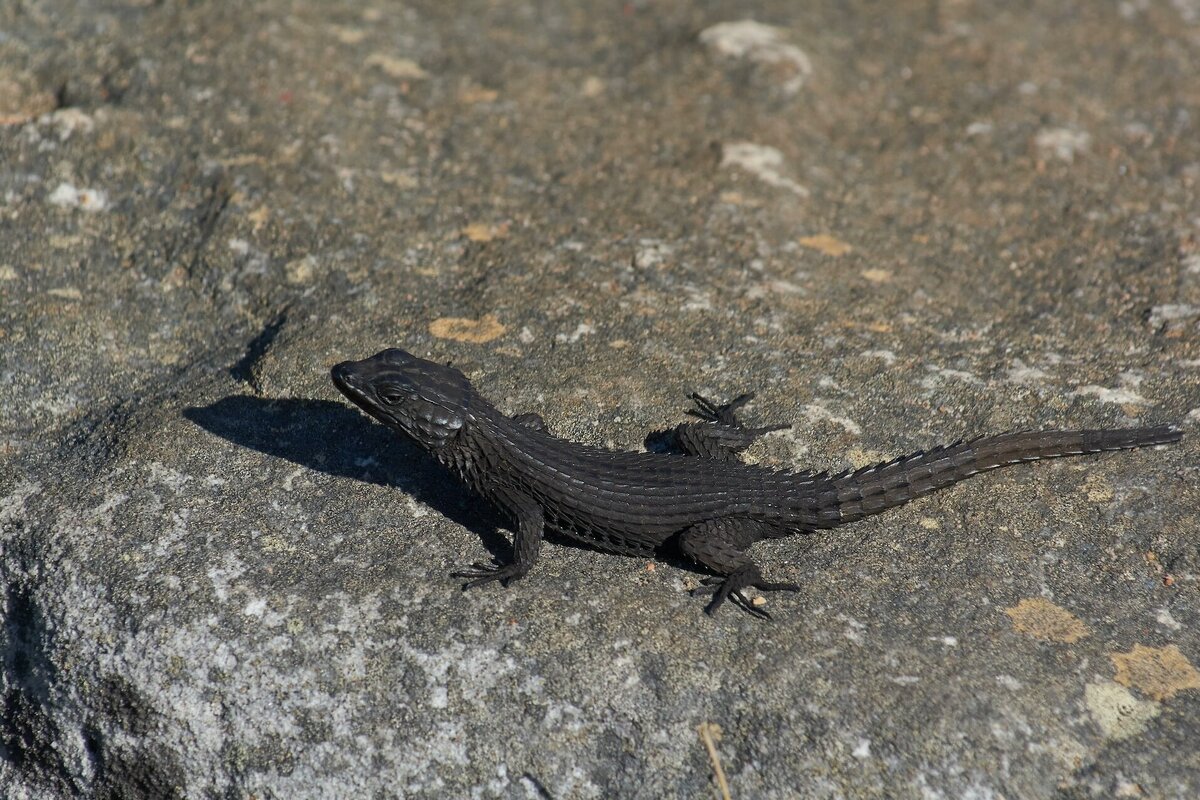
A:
331 348 1182 619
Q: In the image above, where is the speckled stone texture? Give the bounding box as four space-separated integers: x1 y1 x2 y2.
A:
2 1 1198 798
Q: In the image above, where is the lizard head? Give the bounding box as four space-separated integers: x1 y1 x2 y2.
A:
331 348 472 449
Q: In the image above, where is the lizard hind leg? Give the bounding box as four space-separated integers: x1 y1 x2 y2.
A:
645 392 789 461
678 519 800 619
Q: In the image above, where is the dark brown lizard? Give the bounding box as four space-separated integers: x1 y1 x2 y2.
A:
331 348 1182 618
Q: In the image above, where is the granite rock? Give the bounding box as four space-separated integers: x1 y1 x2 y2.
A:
2 1 1198 797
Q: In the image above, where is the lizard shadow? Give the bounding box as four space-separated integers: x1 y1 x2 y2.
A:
184 396 713 575
185 396 867 589
183 396 514 562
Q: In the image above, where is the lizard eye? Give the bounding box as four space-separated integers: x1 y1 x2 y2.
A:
378 388 407 406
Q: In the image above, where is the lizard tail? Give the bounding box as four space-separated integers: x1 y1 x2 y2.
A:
807 426 1181 529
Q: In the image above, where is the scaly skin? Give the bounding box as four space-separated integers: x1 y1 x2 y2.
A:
331 348 1182 619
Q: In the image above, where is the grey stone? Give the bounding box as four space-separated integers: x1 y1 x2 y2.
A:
2 1 1198 797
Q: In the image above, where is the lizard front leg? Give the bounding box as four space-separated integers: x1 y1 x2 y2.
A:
451 490 544 588
678 519 799 619
645 393 788 461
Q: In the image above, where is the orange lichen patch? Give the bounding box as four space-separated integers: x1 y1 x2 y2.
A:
364 53 428 80
247 205 271 232
798 234 853 257
1004 598 1090 643
461 222 509 242
429 315 506 344
719 191 754 205
1110 644 1200 702
1083 474 1114 503
331 26 367 45
581 76 606 97
458 85 499 104
380 172 419 189
0 73 57 125
47 287 83 301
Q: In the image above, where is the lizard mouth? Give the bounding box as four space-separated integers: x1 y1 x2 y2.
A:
331 359 406 431
331 361 371 408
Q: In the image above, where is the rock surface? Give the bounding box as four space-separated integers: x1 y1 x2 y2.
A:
2 1 1199 797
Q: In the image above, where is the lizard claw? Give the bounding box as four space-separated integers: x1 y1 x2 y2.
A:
687 392 756 425
450 560 526 589
687 392 789 436
692 574 800 620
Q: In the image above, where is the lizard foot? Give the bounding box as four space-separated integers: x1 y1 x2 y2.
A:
688 392 789 434
693 570 801 620
451 560 528 589
688 392 755 425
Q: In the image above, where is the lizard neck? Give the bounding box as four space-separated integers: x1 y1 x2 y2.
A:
432 397 513 493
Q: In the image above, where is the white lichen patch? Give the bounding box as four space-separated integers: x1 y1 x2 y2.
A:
403 640 519 711
699 20 813 93
720 142 809 197
1155 608 1182 631
888 675 921 685
29 394 80 416
921 365 983 389
1034 128 1091 163
801 404 861 435
681 285 713 312
837 613 866 644
48 182 109 211
861 349 897 365
555 322 595 343
1071 384 1148 405
995 675 1023 691
0 480 41 525
403 496 431 518
1147 304 1200 326
632 239 673 270
44 107 95 140
852 738 871 759
206 554 248 604
1005 359 1048 384
1084 680 1160 740
148 461 194 493
1170 0 1200 24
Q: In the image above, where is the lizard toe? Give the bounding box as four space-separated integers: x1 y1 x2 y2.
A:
693 566 793 619
451 560 528 589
